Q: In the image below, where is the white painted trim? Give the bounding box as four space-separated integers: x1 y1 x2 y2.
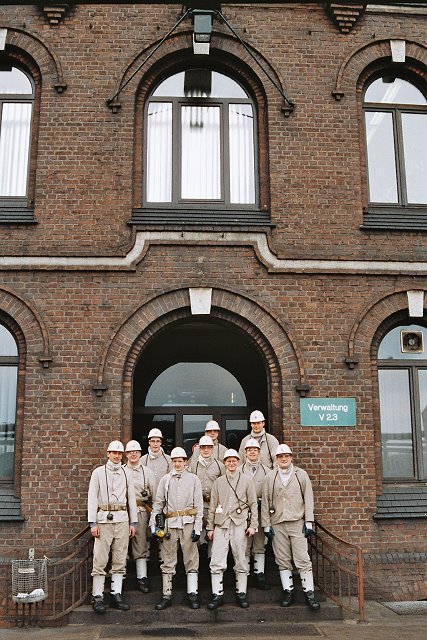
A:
189 288 212 314
390 39 406 62
0 28 7 50
407 290 424 317
1 230 426 275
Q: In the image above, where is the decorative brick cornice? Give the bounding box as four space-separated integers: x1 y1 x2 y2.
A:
40 3 71 27
326 2 367 34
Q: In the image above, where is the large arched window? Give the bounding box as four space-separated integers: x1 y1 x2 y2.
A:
144 68 256 208
0 63 34 199
363 75 427 228
0 323 18 482
378 323 427 481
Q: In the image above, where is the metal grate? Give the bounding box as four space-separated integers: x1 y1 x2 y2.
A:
11 558 48 604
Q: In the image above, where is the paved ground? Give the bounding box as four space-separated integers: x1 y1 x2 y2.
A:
1 600 427 640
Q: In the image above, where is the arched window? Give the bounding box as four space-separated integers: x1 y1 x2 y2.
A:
0 323 18 481
378 324 427 481
0 63 34 199
144 68 257 208
363 75 427 226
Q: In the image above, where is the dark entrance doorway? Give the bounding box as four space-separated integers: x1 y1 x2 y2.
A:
132 318 268 455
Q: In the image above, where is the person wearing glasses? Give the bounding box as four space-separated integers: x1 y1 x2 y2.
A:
124 439 156 594
206 448 258 610
261 444 320 611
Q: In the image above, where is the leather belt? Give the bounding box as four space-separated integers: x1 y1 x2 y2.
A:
98 504 127 512
166 508 197 518
137 499 153 512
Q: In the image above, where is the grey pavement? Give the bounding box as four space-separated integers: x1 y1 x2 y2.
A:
1 600 427 640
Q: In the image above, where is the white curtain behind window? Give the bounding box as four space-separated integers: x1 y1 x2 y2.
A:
229 103 255 204
146 102 172 202
0 102 32 196
181 105 221 200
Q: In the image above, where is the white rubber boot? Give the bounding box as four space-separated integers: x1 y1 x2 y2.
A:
279 569 294 607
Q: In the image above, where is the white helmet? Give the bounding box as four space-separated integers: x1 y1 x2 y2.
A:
205 420 220 431
223 448 240 460
275 444 292 456
107 440 124 452
148 428 163 440
199 435 214 446
170 446 187 459
125 439 142 452
249 410 265 423
244 438 260 449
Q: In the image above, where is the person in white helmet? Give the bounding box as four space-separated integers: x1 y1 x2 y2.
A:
239 410 279 469
206 449 258 610
87 440 138 614
241 438 271 590
261 444 320 611
149 446 203 611
188 435 225 555
203 420 228 461
140 428 172 494
124 440 156 593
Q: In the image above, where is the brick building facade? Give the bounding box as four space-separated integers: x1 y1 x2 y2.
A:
0 1 426 612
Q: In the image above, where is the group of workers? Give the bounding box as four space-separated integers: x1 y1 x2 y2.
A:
87 410 320 614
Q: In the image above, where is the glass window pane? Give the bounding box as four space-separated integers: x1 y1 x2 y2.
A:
0 325 18 356
225 418 248 451
401 113 427 204
229 104 255 204
0 67 33 95
0 102 32 196
365 111 398 203
145 362 247 406
183 414 212 457
365 78 426 105
379 369 414 478
181 105 221 200
146 102 172 202
153 70 247 99
0 366 17 481
378 325 427 360
417 370 427 478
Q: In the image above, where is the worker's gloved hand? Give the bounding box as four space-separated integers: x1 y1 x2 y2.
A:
303 522 313 539
191 530 201 542
264 526 274 542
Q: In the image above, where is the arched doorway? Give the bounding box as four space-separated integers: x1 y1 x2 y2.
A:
132 317 267 455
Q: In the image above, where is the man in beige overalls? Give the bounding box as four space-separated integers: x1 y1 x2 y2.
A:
261 444 320 611
124 439 156 593
88 440 138 614
188 435 225 554
206 448 258 609
239 410 279 469
241 437 271 590
149 447 203 610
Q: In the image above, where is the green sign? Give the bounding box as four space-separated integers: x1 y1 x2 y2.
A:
300 398 356 427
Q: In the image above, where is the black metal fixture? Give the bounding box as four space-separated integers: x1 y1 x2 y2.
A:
106 8 294 115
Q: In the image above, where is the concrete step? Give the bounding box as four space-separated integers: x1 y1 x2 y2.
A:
70 589 341 626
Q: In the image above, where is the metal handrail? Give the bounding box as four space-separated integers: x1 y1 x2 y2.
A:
43 525 93 622
310 520 365 623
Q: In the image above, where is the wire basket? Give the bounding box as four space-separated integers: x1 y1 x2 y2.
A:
11 558 48 604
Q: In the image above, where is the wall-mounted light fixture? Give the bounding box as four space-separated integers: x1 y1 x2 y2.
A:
192 9 214 55
107 7 294 115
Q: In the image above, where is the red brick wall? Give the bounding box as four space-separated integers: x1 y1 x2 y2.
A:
0 3 426 608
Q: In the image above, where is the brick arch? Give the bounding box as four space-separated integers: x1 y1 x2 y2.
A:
0 287 51 362
128 29 282 211
2 26 67 91
94 287 306 439
346 289 425 365
332 39 427 100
